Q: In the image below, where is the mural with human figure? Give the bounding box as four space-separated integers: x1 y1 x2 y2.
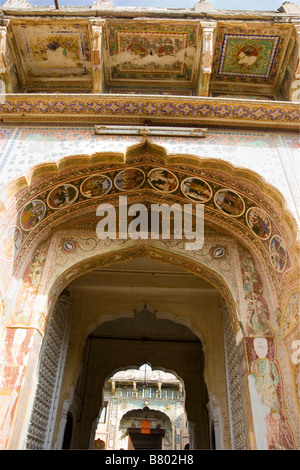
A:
238 246 296 449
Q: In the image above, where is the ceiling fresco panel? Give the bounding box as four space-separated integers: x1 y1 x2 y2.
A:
104 21 201 89
218 34 280 79
210 24 292 96
10 22 92 89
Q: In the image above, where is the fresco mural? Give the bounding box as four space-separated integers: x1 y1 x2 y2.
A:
12 24 91 79
246 207 271 240
218 35 280 78
148 168 178 193
105 21 199 87
239 247 271 336
2 226 22 260
247 336 296 450
0 158 292 283
114 168 145 191
181 177 212 202
80 174 112 199
269 235 287 273
47 184 78 210
20 200 46 232
214 189 245 217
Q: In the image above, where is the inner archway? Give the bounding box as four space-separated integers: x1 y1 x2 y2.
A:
57 256 230 450
94 364 188 450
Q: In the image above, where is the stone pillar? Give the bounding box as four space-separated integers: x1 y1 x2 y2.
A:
221 301 248 450
25 292 72 449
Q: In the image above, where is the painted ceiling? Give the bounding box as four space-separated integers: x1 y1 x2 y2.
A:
103 20 200 90
6 17 297 98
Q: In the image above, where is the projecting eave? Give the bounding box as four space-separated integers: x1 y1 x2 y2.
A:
1 6 300 20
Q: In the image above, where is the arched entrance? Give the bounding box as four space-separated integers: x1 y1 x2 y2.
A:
0 141 298 450
60 297 211 450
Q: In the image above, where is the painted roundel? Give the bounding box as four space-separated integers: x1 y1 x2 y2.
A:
148 168 179 193
114 168 145 191
246 207 271 240
47 184 78 210
2 225 22 259
181 177 212 202
269 235 287 273
214 189 245 217
20 199 46 231
80 174 112 198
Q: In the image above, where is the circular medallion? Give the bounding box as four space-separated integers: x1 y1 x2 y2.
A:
20 199 46 232
2 225 22 259
269 235 287 273
47 184 78 210
80 174 112 199
148 168 179 193
63 240 76 252
114 168 145 191
181 177 212 202
246 207 271 240
214 189 245 217
212 247 226 259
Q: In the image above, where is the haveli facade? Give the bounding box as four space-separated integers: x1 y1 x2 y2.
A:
0 0 299 450
93 365 189 450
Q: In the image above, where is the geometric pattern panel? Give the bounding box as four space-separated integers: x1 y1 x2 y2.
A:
218 34 280 78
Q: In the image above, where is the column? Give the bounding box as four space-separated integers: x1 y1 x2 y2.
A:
195 21 217 96
0 21 9 100
89 21 105 93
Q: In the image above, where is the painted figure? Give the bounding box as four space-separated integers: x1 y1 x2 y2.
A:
246 207 271 240
269 235 287 272
148 168 178 193
20 200 46 231
115 168 145 191
48 184 78 209
237 46 259 67
214 189 244 216
249 337 295 449
181 177 212 202
81 174 112 198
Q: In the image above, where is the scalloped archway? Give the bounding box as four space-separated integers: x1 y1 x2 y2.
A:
0 140 298 450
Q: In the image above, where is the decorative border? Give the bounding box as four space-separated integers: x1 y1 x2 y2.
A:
1 161 292 282
0 95 298 130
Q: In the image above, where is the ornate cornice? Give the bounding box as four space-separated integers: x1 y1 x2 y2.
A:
0 94 299 130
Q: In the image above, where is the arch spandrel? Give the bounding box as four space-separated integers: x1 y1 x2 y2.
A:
0 140 298 276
